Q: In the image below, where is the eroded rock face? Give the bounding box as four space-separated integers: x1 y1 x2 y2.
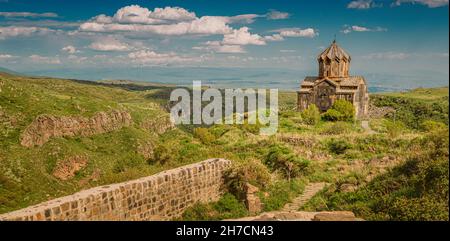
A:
140 115 174 135
52 155 88 180
368 104 395 119
20 110 132 147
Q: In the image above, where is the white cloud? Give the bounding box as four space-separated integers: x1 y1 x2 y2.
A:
149 6 197 21
79 5 234 36
0 12 58 18
61 45 79 54
0 53 14 59
222 27 266 45
393 0 448 8
80 15 232 36
272 28 317 38
266 10 290 20
0 26 53 39
264 34 284 41
29 54 61 64
225 14 261 24
88 37 131 51
347 0 382 9
341 25 387 34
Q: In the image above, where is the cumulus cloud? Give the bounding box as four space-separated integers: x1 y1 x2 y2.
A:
264 34 284 41
88 37 131 51
112 5 195 24
61 45 79 54
341 25 387 34
79 5 235 36
0 12 58 18
0 26 53 39
266 10 290 20
80 15 232 36
392 0 448 8
222 27 266 45
29 54 61 64
268 28 317 39
347 0 382 9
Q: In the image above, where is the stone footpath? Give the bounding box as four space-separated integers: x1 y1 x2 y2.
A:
282 182 327 212
227 211 363 221
225 182 365 221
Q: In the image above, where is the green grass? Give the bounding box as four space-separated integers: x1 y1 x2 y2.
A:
0 72 448 220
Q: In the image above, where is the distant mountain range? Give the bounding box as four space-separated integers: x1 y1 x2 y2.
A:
2 66 448 93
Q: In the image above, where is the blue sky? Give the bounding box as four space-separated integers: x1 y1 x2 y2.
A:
0 0 448 91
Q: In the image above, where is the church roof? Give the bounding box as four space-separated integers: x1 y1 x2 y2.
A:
301 76 366 87
318 40 351 61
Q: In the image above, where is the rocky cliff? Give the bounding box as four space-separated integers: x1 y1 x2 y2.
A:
20 110 132 147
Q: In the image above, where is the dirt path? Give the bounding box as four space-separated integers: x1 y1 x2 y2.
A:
282 182 327 212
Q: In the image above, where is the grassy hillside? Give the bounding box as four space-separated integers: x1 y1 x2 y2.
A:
301 87 449 220
0 73 448 221
0 73 195 213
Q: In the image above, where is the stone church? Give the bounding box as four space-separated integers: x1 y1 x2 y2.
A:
297 40 369 118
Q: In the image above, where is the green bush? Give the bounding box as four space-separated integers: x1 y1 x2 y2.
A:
181 193 248 220
327 139 352 155
322 100 355 122
311 130 449 221
320 121 351 135
383 120 405 138
301 104 320 125
193 127 216 144
224 159 271 199
420 120 447 132
149 144 173 165
371 94 448 129
264 144 310 181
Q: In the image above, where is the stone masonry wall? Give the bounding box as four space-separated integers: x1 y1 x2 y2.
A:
0 158 231 221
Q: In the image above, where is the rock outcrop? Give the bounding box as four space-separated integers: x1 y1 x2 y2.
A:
20 110 132 147
140 115 174 135
244 183 262 215
52 155 88 180
368 103 395 119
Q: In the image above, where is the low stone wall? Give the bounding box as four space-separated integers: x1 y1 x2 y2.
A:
0 158 231 221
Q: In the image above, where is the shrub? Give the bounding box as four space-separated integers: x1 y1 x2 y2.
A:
149 144 173 165
383 120 405 138
327 139 352 155
264 144 310 181
193 127 216 144
181 193 248 220
224 159 271 199
322 100 355 122
301 104 320 125
320 121 351 135
420 120 447 132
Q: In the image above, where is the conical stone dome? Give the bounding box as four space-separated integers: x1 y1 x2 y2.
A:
318 40 351 78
